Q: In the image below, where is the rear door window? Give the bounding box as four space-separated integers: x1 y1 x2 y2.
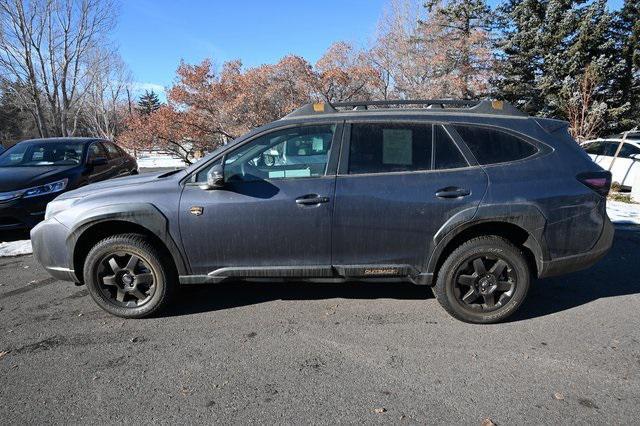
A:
88 142 108 162
619 143 640 158
584 141 605 155
348 123 432 174
453 125 537 165
103 142 122 159
603 142 620 157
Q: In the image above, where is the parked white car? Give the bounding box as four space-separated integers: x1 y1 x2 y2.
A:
581 137 640 190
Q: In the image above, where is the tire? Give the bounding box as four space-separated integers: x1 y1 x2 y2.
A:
83 233 176 318
433 236 530 324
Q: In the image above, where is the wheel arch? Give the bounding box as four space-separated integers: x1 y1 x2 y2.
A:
68 204 189 283
427 219 547 283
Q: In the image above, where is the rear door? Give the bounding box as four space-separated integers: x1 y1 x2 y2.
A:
102 141 128 178
86 142 111 183
610 142 640 187
331 121 487 275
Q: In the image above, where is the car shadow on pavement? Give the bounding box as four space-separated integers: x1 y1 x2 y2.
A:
165 226 640 320
167 280 430 317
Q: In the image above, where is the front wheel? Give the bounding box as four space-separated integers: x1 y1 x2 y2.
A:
83 234 175 318
433 236 530 324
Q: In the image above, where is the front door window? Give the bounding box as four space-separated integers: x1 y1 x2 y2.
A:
223 124 335 182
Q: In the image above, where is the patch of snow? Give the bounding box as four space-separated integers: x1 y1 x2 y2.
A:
136 155 186 169
0 240 33 257
607 200 640 226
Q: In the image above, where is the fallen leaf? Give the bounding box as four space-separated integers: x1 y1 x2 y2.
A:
481 418 495 426
0 350 8 359
553 392 565 401
373 408 386 414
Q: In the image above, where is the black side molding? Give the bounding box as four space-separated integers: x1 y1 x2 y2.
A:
179 264 431 285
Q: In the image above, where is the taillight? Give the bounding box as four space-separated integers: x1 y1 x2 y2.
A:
577 171 612 197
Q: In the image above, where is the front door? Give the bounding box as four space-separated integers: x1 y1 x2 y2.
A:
332 122 488 272
180 123 341 275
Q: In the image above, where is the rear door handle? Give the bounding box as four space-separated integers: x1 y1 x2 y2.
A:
435 187 471 199
296 194 330 205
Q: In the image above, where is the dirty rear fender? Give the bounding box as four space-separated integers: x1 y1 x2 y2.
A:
425 203 549 277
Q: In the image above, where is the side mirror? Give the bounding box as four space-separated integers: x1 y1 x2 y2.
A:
89 157 108 167
200 164 225 190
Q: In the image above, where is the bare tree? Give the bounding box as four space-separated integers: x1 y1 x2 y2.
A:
562 65 608 142
80 48 131 140
0 0 116 137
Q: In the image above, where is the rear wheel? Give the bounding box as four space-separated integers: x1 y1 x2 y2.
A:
83 234 175 318
433 236 530 324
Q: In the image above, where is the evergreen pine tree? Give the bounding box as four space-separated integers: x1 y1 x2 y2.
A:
611 0 640 130
535 0 580 117
494 0 547 114
496 0 618 133
137 90 162 115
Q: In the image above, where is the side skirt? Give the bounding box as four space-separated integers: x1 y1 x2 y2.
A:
179 265 433 286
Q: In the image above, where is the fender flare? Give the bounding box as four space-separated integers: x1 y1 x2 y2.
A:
425 203 549 277
67 203 189 276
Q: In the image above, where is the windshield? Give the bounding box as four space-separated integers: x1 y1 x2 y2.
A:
0 141 85 167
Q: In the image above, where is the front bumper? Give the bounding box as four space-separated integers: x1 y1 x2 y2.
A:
0 193 58 230
30 217 78 283
538 214 614 278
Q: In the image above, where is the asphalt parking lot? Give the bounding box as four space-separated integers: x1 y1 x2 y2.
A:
1 228 639 424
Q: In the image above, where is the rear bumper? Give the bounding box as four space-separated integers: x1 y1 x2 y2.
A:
30 218 79 283
538 215 614 278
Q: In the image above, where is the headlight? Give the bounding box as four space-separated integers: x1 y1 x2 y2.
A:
0 190 23 202
23 178 68 198
45 196 79 220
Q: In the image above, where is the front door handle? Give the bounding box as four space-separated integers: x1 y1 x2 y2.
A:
296 194 330 205
435 187 471 199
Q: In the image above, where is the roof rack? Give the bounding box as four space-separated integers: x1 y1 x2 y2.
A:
284 99 527 118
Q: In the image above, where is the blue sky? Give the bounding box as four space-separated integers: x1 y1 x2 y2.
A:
117 0 624 97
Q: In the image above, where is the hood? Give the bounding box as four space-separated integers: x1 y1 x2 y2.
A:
0 166 78 192
58 169 186 200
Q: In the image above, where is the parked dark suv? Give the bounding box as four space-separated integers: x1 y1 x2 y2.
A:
0 137 137 230
31 100 613 323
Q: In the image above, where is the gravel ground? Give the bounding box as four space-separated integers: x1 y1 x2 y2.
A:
0 227 639 425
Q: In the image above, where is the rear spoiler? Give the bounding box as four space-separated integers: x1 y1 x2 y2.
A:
533 118 569 134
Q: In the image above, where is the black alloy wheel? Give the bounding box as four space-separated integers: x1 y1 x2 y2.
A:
97 252 157 308
83 234 175 318
453 255 516 312
433 235 530 323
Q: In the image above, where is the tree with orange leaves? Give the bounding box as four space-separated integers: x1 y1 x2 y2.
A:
121 55 320 163
315 42 382 103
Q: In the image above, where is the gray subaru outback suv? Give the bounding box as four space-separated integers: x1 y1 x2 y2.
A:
31 100 614 323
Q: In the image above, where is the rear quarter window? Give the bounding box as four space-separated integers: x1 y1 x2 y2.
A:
453 125 538 165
